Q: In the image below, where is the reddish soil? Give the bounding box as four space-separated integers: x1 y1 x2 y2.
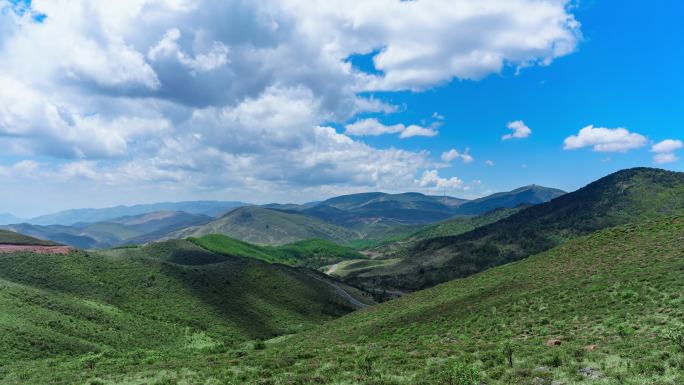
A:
0 245 72 254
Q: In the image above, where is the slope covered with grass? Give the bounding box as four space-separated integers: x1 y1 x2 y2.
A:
173 206 360 245
349 168 684 291
188 234 364 268
0 239 365 379
28 216 684 385
0 229 58 246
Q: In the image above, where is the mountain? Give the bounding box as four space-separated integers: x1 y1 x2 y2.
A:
0 229 59 246
453 184 565 216
27 200 246 226
312 192 463 224
0 213 23 225
173 206 360 245
16 216 684 384
2 211 215 248
189 234 365 268
0 239 373 375
345 167 684 292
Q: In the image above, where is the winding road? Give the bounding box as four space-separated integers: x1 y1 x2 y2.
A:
306 273 368 309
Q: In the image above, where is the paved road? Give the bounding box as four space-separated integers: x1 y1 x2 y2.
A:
307 273 368 309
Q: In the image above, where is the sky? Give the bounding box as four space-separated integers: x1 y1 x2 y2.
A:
0 0 682 218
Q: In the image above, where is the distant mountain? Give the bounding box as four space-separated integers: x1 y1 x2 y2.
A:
172 206 360 245
307 192 465 225
0 229 60 246
2 211 214 248
344 168 684 292
28 201 247 226
453 185 565 216
0 213 23 225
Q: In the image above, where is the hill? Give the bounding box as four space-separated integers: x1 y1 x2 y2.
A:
173 206 360 245
0 229 58 246
1 211 215 249
453 185 565 216
346 167 684 292
14 216 684 384
0 213 23 225
27 200 246 226
0 239 372 375
189 234 365 268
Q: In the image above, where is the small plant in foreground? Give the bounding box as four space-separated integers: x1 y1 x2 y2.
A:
502 341 515 367
437 361 480 385
664 326 684 353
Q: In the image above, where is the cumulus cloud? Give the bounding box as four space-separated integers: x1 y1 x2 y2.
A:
502 120 532 140
651 139 683 164
563 125 648 152
417 170 464 189
441 148 474 164
345 118 438 138
0 0 582 206
485 160 495 166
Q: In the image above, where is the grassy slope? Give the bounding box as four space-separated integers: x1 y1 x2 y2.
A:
188 234 365 269
0 240 362 374
349 168 684 291
33 216 684 385
174 206 360 245
0 229 59 246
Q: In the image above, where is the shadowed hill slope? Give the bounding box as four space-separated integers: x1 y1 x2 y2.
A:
347 168 684 291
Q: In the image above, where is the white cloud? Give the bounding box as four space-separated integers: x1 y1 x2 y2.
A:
0 0 582 210
651 139 682 164
485 160 495 166
417 170 464 189
502 120 532 140
563 125 648 152
441 148 474 164
399 125 439 139
345 118 438 139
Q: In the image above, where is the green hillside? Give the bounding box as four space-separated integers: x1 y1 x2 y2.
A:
173 206 360 245
13 216 684 384
0 229 58 246
187 234 365 268
347 168 684 291
0 240 369 381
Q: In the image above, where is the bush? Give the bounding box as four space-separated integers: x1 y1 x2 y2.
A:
664 326 684 353
437 361 480 385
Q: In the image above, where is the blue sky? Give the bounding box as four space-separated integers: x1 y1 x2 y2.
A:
0 1 682 217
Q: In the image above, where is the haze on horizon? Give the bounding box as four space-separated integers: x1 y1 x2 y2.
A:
0 0 682 217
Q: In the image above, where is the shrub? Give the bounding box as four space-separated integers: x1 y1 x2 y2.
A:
356 354 374 377
437 361 480 385
664 326 684 353
253 340 267 350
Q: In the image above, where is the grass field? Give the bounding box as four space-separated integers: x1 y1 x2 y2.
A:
5 216 683 384
188 234 365 268
0 229 59 246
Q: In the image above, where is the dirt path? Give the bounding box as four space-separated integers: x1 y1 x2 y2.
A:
306 273 368 309
0 245 72 254
325 262 340 275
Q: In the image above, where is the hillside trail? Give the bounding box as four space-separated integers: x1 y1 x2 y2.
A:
305 272 368 309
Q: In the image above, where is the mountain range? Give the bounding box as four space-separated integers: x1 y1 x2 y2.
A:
3 167 682 385
339 167 684 293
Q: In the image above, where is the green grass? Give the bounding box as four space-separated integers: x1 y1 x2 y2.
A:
188 234 365 268
0 239 364 381
16 215 683 385
0 229 58 246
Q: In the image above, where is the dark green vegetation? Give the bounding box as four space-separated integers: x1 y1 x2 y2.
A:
347 168 684 292
1 211 213 249
188 234 364 268
0 239 372 384
9 215 684 384
0 229 58 246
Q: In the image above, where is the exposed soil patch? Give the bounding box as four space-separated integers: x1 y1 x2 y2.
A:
0 245 72 254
